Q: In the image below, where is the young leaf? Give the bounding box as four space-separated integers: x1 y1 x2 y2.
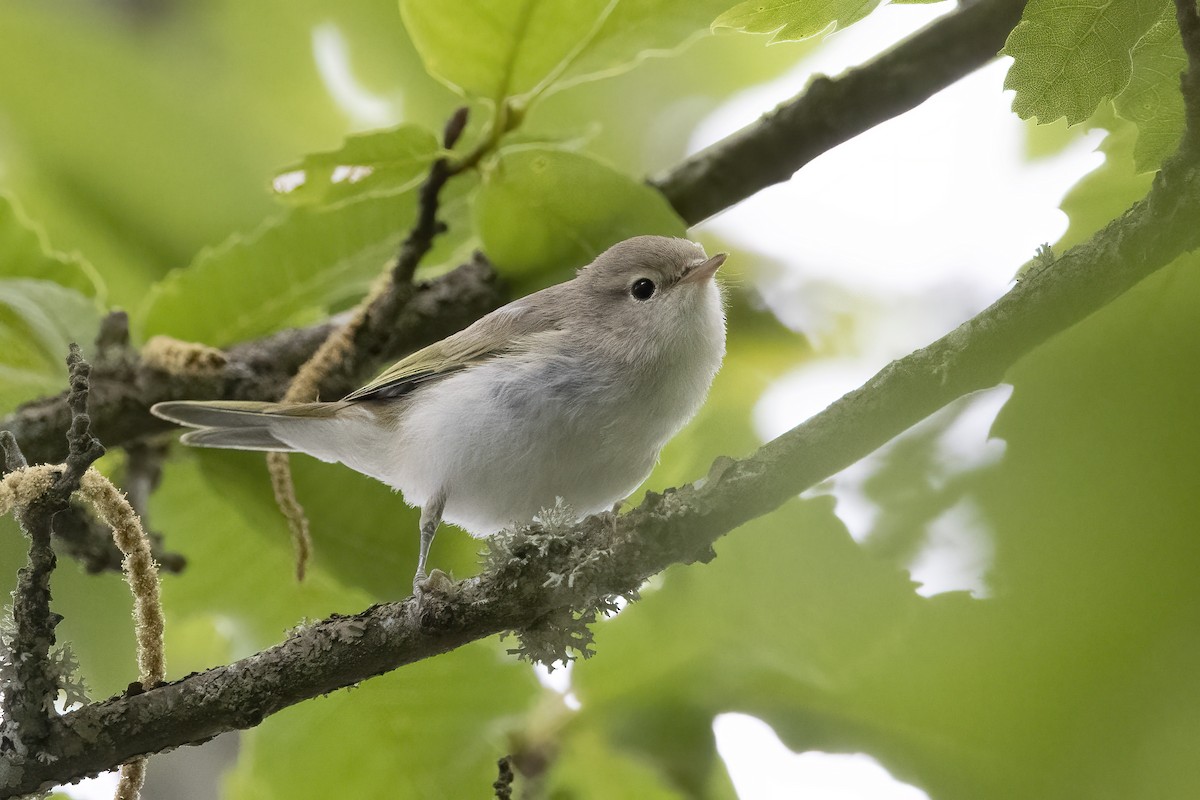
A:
0 194 104 413
400 0 737 104
1113 10 1187 172
712 0 884 43
1003 0 1165 125
271 124 440 207
138 192 417 346
0 279 102 413
400 0 613 102
473 147 685 275
551 0 744 89
0 194 103 299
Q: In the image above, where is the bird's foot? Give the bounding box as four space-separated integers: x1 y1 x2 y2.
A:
412 568 456 614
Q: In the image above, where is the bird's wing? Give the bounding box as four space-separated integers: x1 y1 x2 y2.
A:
343 298 561 402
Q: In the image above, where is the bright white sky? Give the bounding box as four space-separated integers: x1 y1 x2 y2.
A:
63 6 1106 798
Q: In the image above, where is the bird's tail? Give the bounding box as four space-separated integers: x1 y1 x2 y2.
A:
151 400 344 452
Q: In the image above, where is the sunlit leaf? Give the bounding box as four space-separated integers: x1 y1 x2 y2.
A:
1003 0 1165 124
1056 114 1153 251
473 147 685 275
401 0 736 103
712 0 884 43
1113 8 1187 171
138 192 415 346
0 194 103 299
271 125 439 207
400 0 612 102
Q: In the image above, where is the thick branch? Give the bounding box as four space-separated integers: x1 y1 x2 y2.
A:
652 0 1028 225
8 94 1200 796
1175 0 1200 151
0 258 504 467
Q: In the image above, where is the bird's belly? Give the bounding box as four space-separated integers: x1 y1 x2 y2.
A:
384 360 663 536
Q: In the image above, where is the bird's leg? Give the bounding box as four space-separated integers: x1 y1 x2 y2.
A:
414 491 447 595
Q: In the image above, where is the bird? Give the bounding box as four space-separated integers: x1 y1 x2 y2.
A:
152 235 727 592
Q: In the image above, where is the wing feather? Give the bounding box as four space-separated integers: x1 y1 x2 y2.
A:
343 297 561 402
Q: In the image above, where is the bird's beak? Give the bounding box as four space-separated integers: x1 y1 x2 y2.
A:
680 252 727 284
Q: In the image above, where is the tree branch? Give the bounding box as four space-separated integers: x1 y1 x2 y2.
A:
1176 0 1200 152
8 79 1200 794
651 0 1028 225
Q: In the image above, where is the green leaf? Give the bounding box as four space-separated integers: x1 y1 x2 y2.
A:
1056 114 1153 251
182 449 484 603
573 499 922 795
400 0 612 102
225 642 539 800
1113 9 1187 171
0 194 103 299
552 0 743 89
138 192 415 347
271 125 440 207
712 0 884 43
473 147 685 275
0 194 105 412
400 0 736 103
0 280 102 414
1002 0 1166 125
149 452 381 654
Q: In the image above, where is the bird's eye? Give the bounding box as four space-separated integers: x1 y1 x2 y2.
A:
630 278 656 300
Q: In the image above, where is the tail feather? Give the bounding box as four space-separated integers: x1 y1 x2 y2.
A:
180 426 295 452
152 400 283 429
152 400 349 453
151 400 345 429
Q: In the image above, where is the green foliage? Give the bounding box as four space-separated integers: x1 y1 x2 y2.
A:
0 195 103 413
139 190 416 346
1003 0 1165 125
1113 7 1188 171
400 0 736 104
474 148 686 275
713 0 885 43
1056 114 1154 250
224 642 539 799
271 124 440 207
